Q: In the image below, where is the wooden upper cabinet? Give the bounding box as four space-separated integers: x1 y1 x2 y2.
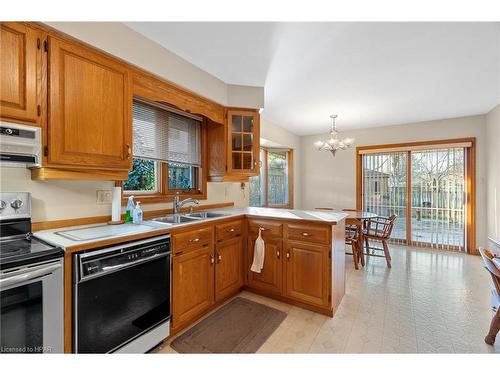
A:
215 236 243 302
227 109 260 176
46 36 132 170
284 241 330 307
0 22 42 125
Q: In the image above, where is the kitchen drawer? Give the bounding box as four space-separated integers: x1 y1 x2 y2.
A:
248 219 282 238
172 226 213 255
286 223 330 245
216 220 243 242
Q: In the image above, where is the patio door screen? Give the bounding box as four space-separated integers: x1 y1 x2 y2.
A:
358 139 475 252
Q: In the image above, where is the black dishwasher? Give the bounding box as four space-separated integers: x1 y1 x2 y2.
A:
73 235 171 353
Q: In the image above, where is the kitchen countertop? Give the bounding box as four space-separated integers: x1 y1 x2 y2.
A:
34 207 348 253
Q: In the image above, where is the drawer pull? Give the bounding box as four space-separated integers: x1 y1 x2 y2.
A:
126 144 131 159
301 232 311 237
190 238 200 243
259 227 269 231
226 228 235 232
175 251 183 256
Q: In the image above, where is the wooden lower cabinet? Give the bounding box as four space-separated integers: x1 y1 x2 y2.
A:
284 240 330 307
215 236 243 301
247 237 283 295
172 246 215 330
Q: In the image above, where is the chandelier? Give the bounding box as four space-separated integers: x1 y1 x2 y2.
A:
314 115 354 156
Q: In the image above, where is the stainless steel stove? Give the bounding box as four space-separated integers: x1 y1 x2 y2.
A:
0 192 64 354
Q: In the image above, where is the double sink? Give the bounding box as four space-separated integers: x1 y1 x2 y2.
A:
149 211 229 226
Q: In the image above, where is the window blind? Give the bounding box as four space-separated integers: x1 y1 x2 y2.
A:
132 99 201 166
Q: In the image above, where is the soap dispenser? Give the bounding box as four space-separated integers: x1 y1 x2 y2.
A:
133 202 143 224
125 195 135 223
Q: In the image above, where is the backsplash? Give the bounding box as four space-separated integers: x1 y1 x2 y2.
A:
0 167 249 223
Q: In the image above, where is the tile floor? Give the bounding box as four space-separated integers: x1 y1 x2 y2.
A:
155 244 499 353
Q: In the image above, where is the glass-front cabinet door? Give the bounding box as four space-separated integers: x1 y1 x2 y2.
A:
226 109 260 176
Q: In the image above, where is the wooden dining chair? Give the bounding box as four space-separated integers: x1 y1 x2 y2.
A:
315 207 363 269
345 224 363 269
342 208 365 268
363 214 397 268
479 248 500 345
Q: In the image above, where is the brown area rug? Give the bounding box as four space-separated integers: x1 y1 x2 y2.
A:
170 297 287 353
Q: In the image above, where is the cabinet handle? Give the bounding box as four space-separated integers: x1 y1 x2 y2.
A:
217 253 222 263
286 252 290 260
301 232 311 237
126 144 131 159
226 228 235 233
210 255 214 264
276 250 280 259
190 238 200 243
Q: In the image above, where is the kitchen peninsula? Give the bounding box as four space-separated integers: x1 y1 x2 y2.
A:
34 207 347 352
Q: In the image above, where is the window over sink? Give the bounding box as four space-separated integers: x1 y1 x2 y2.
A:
118 98 207 202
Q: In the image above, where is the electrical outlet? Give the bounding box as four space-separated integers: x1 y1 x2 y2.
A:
96 190 113 204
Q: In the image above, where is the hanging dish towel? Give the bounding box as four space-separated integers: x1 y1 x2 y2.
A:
250 228 265 273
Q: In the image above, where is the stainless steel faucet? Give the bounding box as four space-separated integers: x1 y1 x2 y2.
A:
173 192 199 214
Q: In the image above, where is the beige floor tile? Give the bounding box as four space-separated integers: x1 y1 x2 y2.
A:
154 244 500 354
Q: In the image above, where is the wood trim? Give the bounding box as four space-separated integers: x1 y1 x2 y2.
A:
355 137 477 254
288 149 294 209
31 202 235 231
31 167 129 181
466 141 477 254
356 138 476 153
355 152 363 210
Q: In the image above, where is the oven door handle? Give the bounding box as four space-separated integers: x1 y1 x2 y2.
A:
0 263 61 289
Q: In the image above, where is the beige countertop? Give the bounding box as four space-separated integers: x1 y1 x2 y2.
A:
34 207 348 252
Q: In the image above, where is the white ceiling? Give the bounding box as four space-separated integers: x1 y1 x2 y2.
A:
126 22 500 135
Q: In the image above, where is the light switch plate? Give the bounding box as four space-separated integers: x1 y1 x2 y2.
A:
96 190 113 204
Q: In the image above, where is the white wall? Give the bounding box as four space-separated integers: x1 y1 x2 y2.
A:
45 22 264 108
486 104 500 252
300 115 488 248
260 118 302 208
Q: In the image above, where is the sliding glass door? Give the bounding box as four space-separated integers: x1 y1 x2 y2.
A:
362 152 407 241
361 144 470 251
410 148 465 250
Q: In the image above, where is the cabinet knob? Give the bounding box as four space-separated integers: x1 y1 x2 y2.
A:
210 255 214 264
286 252 290 260
217 253 222 263
126 144 132 159
276 250 280 259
